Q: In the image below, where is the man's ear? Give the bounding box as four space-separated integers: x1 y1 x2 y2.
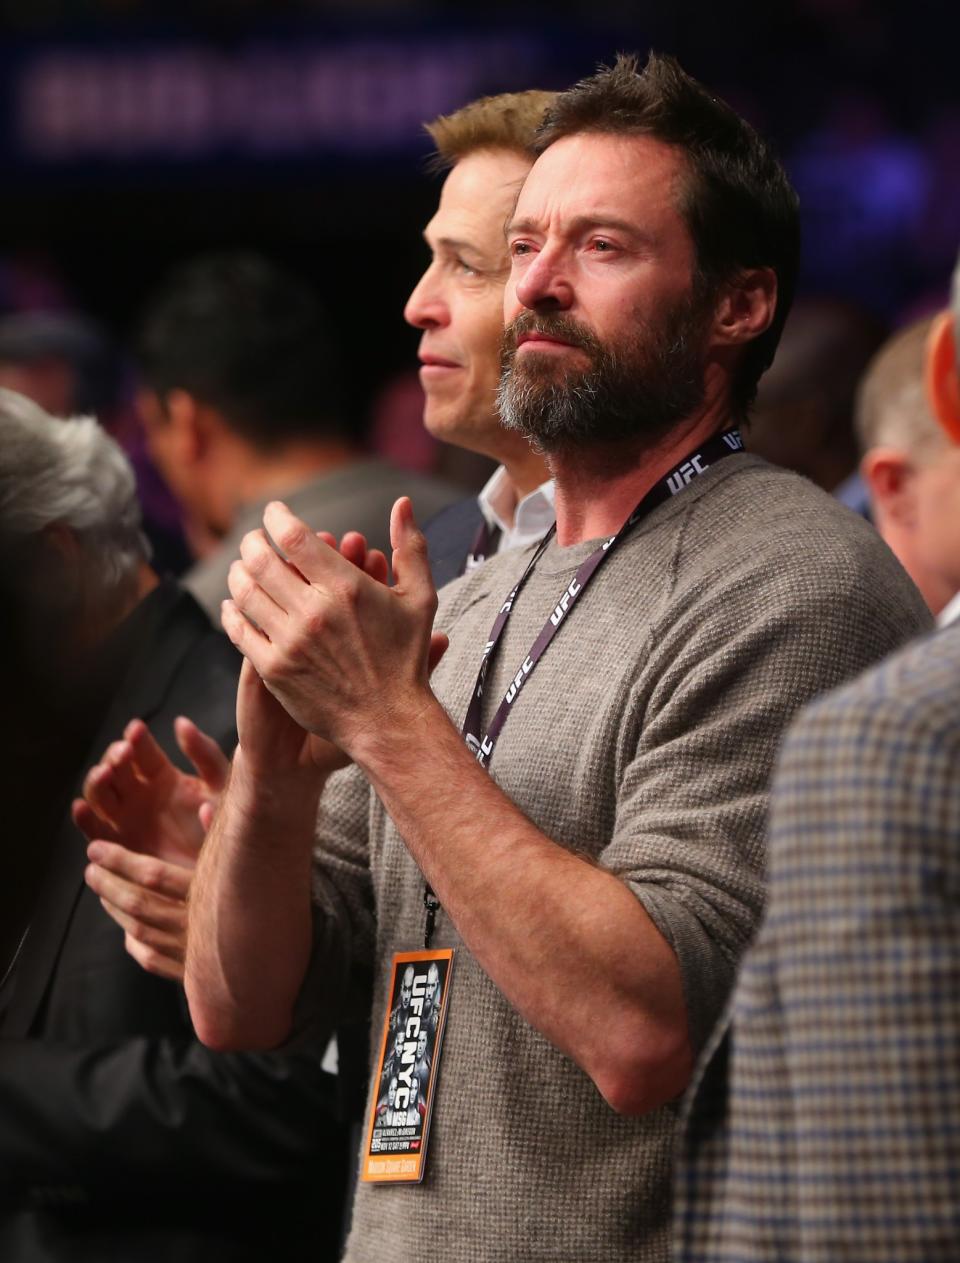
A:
38 522 84 605
860 447 918 528
711 267 778 347
926 312 960 444
164 388 206 461
42 522 82 565
138 387 204 460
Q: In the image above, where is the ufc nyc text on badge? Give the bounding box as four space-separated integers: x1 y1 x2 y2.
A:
362 948 454 1185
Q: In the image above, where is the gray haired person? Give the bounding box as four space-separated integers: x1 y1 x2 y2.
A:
0 387 151 639
1 388 159 967
0 390 349 1262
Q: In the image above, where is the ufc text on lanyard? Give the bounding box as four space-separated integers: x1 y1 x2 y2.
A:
421 427 744 947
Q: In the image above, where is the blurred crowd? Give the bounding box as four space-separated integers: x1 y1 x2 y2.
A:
1 47 959 1263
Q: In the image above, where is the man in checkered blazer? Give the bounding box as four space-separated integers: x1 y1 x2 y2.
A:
675 249 960 1262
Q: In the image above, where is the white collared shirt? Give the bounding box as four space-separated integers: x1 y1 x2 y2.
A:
937 589 960 627
477 465 556 554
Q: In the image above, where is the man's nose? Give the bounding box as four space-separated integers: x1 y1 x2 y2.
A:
514 248 574 313
404 267 447 329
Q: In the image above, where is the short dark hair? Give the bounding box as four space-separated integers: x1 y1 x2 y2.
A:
536 52 800 416
137 253 346 448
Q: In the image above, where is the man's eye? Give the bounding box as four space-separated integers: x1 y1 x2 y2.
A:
455 257 479 276
590 239 615 252
510 241 532 257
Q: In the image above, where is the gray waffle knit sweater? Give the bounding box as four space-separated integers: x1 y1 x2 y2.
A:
307 454 930 1263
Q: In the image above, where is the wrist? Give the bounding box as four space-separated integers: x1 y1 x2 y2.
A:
348 689 451 781
229 746 326 830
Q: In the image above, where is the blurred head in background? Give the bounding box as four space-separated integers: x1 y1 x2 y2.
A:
0 387 152 687
857 314 960 618
0 310 119 420
743 297 886 491
136 253 350 544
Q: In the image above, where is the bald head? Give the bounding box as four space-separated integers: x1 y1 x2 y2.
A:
860 305 960 617
856 317 942 460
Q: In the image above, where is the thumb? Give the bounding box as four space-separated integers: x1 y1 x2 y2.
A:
390 497 435 606
175 716 230 792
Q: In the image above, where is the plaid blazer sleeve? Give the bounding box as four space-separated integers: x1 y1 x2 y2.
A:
676 628 960 1262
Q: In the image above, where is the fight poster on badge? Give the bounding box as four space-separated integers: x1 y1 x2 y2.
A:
361 948 454 1185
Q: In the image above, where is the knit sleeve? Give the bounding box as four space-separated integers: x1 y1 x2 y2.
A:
600 544 929 1054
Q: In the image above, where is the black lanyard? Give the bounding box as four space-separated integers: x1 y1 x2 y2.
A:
463 519 502 575
422 427 744 946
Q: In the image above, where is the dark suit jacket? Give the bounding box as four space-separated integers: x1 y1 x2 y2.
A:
0 583 347 1263
422 495 484 589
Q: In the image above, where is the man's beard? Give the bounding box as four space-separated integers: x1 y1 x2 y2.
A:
497 289 712 451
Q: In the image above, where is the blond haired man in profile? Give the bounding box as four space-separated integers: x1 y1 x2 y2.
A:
857 314 960 624
410 90 555 585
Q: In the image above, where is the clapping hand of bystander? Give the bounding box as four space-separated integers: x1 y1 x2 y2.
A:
79 524 446 983
76 715 228 980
